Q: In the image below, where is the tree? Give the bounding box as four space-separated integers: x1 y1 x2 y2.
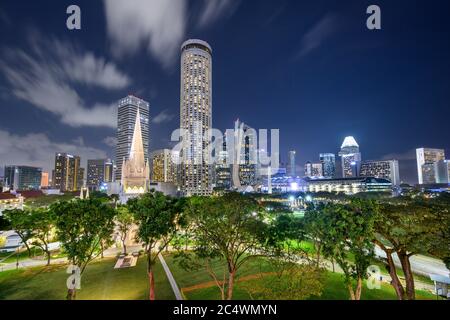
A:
182 192 270 300
127 191 184 300
52 198 116 300
428 193 450 271
311 199 377 300
303 203 329 268
243 263 324 300
0 215 11 231
29 208 55 265
3 209 34 257
374 198 442 300
115 205 134 255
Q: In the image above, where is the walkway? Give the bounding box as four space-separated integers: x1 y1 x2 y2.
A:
158 253 183 300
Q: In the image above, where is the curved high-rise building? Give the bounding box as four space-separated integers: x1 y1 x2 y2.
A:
180 39 212 196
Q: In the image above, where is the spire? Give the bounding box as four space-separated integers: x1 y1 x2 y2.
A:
129 107 145 164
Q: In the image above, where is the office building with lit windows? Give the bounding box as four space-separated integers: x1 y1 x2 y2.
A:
435 160 450 184
115 95 150 182
53 153 84 192
416 148 445 184
3 165 42 191
151 149 177 184
180 39 213 196
339 136 361 178
87 159 114 190
320 153 336 178
360 159 400 185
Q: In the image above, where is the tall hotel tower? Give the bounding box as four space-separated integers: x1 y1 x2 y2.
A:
180 39 213 196
339 136 361 178
115 95 150 182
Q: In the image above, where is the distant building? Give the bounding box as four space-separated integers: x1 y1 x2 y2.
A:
3 166 42 191
151 149 177 184
0 193 24 215
232 120 258 189
305 177 392 195
115 95 150 182
214 137 231 190
53 153 84 192
339 136 361 178
304 161 312 178
416 148 445 184
288 151 296 177
320 153 336 178
311 163 323 178
360 160 400 185
40 172 49 188
87 159 114 190
435 160 450 184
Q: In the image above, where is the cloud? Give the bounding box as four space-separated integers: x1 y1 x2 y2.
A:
295 13 340 59
102 136 117 148
0 129 107 175
197 0 240 28
381 149 416 161
103 0 187 69
152 110 175 124
0 36 126 128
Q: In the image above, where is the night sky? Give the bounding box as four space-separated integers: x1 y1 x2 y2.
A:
0 0 449 184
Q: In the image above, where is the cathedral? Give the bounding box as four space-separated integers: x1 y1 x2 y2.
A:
120 108 150 201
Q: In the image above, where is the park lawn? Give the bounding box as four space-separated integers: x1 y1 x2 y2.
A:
183 271 435 301
163 253 274 290
0 256 175 300
24 194 76 208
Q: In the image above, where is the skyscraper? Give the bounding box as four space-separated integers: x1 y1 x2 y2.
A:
360 160 400 185
151 149 177 184
53 153 83 192
115 95 150 182
435 160 450 184
289 150 296 177
320 153 336 178
339 136 361 178
416 148 445 184
232 119 258 189
180 39 212 196
87 159 114 190
3 165 42 191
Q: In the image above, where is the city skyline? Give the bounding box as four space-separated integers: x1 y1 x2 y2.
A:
0 1 449 184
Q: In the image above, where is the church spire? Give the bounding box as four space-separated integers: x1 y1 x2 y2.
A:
129 107 145 165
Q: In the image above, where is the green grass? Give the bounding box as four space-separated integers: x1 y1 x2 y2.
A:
0 256 175 300
164 253 435 301
183 271 435 300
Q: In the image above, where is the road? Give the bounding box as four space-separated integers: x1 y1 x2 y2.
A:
374 246 449 277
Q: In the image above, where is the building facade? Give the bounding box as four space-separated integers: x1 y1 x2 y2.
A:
435 160 450 184
180 39 213 196
115 95 150 182
87 159 114 190
416 148 445 184
305 177 392 195
360 160 400 185
151 149 177 184
289 150 296 177
53 153 84 192
339 136 361 178
40 172 49 188
3 166 42 191
320 153 336 178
